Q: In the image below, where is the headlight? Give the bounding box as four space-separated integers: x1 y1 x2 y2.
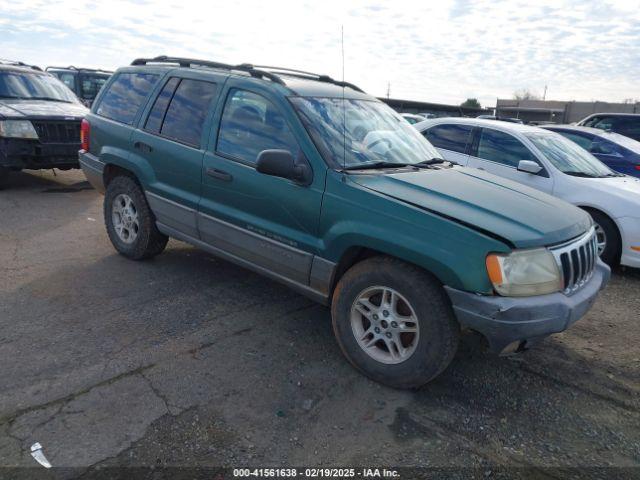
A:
0 120 39 139
486 248 562 296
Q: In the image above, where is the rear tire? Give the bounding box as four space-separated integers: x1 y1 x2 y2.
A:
0 167 9 189
331 256 460 389
586 209 620 267
104 175 168 260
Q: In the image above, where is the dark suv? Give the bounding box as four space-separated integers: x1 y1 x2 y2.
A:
46 66 112 107
577 113 640 142
0 61 88 186
79 56 608 388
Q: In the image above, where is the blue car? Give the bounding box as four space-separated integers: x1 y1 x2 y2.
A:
542 125 640 178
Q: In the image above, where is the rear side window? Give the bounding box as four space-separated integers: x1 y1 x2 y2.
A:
96 73 159 125
477 128 534 167
423 124 472 154
159 79 218 147
217 89 300 165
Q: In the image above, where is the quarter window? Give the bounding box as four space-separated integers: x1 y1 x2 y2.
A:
424 124 473 154
477 128 534 167
144 77 180 134
96 73 159 125
217 89 299 165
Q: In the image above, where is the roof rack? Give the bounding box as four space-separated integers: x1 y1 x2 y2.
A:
252 65 364 93
45 66 113 74
0 59 42 71
130 56 363 92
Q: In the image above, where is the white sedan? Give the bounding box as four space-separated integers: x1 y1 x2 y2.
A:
414 117 640 268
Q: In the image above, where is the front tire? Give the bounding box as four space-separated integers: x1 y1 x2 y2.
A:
104 175 168 260
331 256 460 389
587 209 621 267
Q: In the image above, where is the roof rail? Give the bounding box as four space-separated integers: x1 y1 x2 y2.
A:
45 66 113 73
130 56 364 92
0 59 42 71
253 65 364 92
130 56 285 85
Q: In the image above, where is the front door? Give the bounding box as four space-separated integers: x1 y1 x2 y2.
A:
199 81 325 285
467 127 554 194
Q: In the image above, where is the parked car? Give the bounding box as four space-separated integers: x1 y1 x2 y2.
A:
46 66 112 107
542 125 640 178
80 56 609 388
415 118 640 268
576 113 640 142
0 60 88 187
400 113 426 124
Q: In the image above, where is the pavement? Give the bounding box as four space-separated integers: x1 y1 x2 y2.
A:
0 169 639 478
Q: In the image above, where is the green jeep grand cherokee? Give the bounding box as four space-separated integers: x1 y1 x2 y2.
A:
79 56 610 388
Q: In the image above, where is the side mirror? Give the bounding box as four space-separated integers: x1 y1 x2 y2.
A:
517 160 543 175
256 149 312 185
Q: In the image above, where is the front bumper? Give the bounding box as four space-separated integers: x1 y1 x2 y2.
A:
0 138 80 170
445 260 611 353
617 216 640 269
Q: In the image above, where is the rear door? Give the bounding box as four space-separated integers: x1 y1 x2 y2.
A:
131 72 222 238
420 123 473 165
198 80 325 285
467 127 554 193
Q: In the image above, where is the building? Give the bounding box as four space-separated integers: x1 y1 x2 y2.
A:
496 99 640 124
380 97 491 118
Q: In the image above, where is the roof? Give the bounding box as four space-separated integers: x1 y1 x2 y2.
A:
46 66 113 75
580 112 640 119
0 64 46 74
542 124 604 135
415 116 546 134
128 56 373 100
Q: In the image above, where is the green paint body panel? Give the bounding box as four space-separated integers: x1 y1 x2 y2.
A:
84 64 593 296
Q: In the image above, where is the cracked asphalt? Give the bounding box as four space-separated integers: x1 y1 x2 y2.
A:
0 170 639 478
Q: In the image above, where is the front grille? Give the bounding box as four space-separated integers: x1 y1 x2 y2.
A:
550 227 598 295
32 121 81 144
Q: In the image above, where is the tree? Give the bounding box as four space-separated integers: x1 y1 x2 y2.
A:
461 98 481 109
513 89 541 101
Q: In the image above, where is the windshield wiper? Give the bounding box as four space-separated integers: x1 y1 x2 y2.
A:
413 158 449 168
29 97 72 103
563 171 598 178
341 161 412 171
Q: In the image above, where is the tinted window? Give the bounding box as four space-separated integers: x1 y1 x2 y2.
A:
217 89 299 164
56 72 76 91
158 79 218 147
477 128 534 167
144 77 180 133
79 73 110 101
424 124 473 154
613 117 640 141
96 73 159 125
590 139 621 156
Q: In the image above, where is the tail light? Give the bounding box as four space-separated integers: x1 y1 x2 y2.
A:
635 165 640 171
80 119 90 152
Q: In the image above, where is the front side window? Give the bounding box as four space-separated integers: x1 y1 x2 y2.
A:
0 72 78 103
590 138 621 156
217 89 299 164
424 124 473 154
157 78 218 147
477 128 534 167
526 133 614 178
290 97 442 168
96 73 159 125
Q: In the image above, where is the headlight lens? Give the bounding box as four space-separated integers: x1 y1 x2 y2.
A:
486 248 562 296
0 120 39 139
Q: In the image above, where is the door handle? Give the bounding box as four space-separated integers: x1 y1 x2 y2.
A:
134 141 153 153
206 167 233 182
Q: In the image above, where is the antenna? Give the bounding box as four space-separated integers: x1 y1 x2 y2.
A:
341 25 346 170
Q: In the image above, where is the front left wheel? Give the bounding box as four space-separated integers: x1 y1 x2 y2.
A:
104 175 168 260
331 256 460 389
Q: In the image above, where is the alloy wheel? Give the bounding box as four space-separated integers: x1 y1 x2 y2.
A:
112 193 139 244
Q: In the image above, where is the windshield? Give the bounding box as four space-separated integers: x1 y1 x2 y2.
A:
290 97 443 168
79 73 110 101
526 133 615 177
0 72 78 103
601 131 640 154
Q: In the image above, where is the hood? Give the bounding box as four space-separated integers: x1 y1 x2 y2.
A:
570 174 640 216
0 99 88 120
351 167 592 248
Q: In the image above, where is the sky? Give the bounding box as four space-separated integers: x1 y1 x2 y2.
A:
1 0 639 108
